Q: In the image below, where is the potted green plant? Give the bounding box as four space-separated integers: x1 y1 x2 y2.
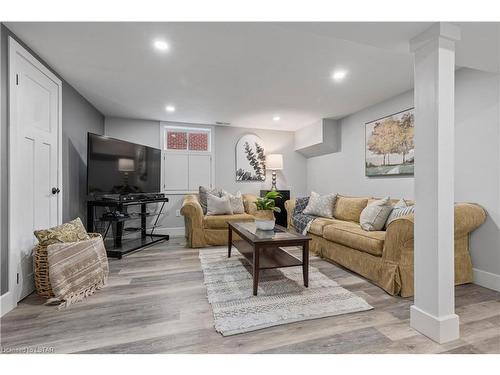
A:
254 191 282 230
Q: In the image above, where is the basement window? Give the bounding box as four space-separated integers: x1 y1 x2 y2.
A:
163 126 211 152
161 124 214 192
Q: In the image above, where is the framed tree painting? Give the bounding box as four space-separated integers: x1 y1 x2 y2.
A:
365 108 415 176
235 134 266 181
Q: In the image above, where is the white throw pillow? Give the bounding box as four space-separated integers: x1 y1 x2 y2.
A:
303 191 337 218
223 191 245 214
384 199 415 229
360 197 393 231
206 194 233 216
199 186 224 214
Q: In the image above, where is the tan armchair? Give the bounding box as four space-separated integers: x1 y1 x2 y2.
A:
285 198 486 297
181 193 258 248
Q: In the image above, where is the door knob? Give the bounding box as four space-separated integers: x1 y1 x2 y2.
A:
51 187 61 195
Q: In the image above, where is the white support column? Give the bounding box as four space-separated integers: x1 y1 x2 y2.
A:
409 23 461 344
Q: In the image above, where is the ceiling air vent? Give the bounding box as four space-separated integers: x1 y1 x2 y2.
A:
215 121 231 126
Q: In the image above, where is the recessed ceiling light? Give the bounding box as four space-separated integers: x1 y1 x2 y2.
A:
331 70 348 82
273 116 281 121
153 40 170 52
165 105 176 112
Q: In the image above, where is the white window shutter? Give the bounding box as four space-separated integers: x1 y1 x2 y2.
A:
188 154 212 191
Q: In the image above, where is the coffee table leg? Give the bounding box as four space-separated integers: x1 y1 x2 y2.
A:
253 246 260 296
303 241 309 288
228 226 232 258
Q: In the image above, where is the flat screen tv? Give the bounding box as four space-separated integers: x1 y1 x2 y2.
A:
87 133 161 196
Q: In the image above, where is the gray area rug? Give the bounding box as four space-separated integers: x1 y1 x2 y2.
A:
199 247 373 336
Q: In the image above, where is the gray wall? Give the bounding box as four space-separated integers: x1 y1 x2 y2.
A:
215 126 307 197
104 117 308 230
62 84 105 223
454 68 500 278
104 117 160 149
307 90 415 199
0 24 104 295
307 67 500 281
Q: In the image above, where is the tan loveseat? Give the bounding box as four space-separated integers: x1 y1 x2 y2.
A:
285 196 486 297
181 194 259 248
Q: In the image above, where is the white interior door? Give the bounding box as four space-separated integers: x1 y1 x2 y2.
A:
9 37 62 302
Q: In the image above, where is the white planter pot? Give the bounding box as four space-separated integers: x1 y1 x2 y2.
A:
255 218 275 231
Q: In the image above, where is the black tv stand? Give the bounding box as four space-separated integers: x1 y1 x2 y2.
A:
87 196 169 258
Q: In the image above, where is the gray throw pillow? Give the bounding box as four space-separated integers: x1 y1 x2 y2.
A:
385 199 415 229
206 194 233 216
223 190 245 214
303 192 337 218
199 186 223 214
360 197 393 231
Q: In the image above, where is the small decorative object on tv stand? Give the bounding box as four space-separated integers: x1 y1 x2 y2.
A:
87 195 169 259
266 154 283 191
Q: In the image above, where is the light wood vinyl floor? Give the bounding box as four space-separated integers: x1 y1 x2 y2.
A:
1 237 499 354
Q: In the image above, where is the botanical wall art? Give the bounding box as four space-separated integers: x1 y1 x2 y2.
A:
365 108 415 176
235 134 266 181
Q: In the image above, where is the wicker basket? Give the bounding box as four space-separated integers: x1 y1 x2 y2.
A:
33 233 102 299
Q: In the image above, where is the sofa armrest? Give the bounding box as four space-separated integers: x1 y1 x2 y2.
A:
284 199 297 229
383 203 486 263
180 194 204 228
383 215 414 263
454 203 486 237
242 194 258 215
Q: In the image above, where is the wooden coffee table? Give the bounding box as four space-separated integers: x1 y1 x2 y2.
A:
227 222 312 296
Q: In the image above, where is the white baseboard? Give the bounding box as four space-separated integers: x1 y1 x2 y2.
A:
0 291 16 317
473 268 500 292
154 227 185 237
410 305 459 343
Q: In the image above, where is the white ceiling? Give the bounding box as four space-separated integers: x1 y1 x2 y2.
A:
5 22 498 131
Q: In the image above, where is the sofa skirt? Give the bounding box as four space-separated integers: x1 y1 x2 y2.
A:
308 232 473 297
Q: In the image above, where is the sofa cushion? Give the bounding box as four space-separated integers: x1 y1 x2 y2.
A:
203 213 254 229
206 194 233 215
385 199 415 229
323 221 386 256
309 217 341 236
223 191 245 214
334 196 369 223
360 197 393 231
303 192 337 218
368 198 415 207
199 186 224 214
242 194 258 215
34 217 90 246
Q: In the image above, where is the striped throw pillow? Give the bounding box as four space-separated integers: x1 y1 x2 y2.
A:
385 199 415 229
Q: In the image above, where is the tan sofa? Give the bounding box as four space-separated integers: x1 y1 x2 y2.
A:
285 196 486 297
181 194 259 248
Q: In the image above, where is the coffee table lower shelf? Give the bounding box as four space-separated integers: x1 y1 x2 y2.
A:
232 240 302 269
227 222 311 296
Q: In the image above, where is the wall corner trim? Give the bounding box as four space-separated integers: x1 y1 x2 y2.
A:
153 227 185 237
0 291 15 317
473 268 500 292
410 305 459 344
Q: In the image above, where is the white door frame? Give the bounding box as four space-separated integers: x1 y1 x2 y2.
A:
7 37 62 309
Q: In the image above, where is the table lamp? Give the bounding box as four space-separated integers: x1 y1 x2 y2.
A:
266 154 283 191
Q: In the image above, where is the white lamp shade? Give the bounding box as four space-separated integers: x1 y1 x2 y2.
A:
266 154 283 170
118 158 135 172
